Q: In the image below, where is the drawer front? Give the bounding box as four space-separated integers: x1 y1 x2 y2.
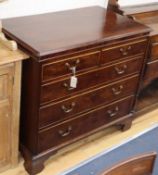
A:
38 96 134 152
143 60 158 87
39 75 139 128
42 51 100 82
101 40 147 65
40 57 143 104
151 43 158 61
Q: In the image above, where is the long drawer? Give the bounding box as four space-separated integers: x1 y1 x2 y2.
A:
39 75 139 128
40 57 143 104
38 96 134 152
101 39 147 65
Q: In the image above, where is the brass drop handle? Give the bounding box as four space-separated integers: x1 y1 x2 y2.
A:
120 46 132 56
65 59 80 75
107 106 119 117
115 65 127 75
58 126 72 137
112 85 123 95
61 102 76 113
63 82 76 91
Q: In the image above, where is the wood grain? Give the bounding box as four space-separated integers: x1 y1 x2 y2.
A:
0 108 158 175
0 36 29 172
11 61 22 166
120 3 158 115
2 6 150 174
0 42 28 66
101 152 156 175
2 7 150 58
0 64 14 172
41 56 144 104
39 75 139 128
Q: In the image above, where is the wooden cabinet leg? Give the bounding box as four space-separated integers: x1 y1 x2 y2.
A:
20 144 56 175
117 117 133 132
121 118 132 131
24 157 45 175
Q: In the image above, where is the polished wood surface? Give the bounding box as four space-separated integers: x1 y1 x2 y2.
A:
39 75 139 128
101 39 146 64
130 11 158 36
38 96 134 153
108 0 119 7
3 7 150 58
101 152 156 175
42 50 100 82
41 56 144 104
151 43 158 61
2 6 150 174
120 3 158 114
107 0 121 13
122 3 158 16
136 80 158 114
143 60 158 87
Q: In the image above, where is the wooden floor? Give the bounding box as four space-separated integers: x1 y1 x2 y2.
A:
1 109 158 175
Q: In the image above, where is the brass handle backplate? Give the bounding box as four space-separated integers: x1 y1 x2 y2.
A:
61 102 76 113
115 65 127 75
107 106 119 117
65 59 80 75
120 46 132 56
112 85 123 95
58 126 72 137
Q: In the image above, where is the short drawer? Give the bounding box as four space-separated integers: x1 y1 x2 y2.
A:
39 75 139 128
38 96 134 152
40 57 143 104
41 51 100 82
101 39 147 65
151 42 158 61
143 60 158 87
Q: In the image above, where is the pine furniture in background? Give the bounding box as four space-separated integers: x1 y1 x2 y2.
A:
0 21 28 172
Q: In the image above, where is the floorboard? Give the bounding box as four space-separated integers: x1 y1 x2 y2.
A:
1 109 158 175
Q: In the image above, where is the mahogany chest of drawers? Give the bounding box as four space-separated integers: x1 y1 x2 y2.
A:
3 7 150 174
120 3 158 114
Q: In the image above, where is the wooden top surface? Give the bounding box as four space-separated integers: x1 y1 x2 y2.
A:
135 12 158 36
122 3 158 15
122 3 158 36
2 6 150 58
0 41 28 66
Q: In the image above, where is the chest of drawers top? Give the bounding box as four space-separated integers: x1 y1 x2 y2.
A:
3 6 150 59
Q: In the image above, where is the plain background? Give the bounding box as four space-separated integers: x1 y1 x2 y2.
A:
0 0 157 19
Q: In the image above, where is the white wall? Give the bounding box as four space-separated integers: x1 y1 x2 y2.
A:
120 0 158 6
0 0 157 19
0 0 106 19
